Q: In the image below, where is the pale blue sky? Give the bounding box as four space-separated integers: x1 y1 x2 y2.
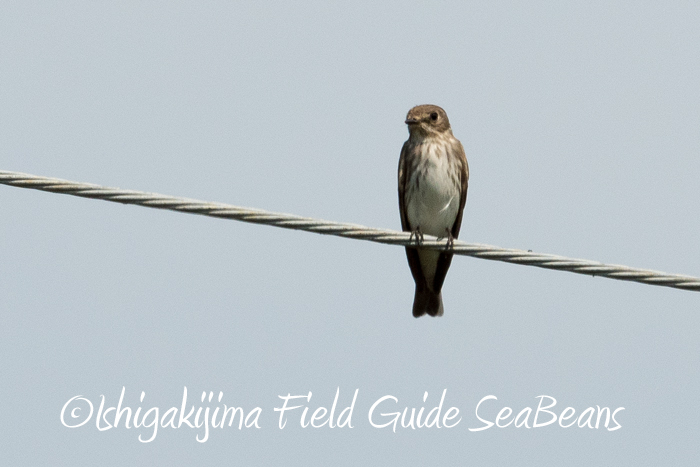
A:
1 1 699 465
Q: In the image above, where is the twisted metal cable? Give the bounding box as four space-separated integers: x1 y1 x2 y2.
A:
2 170 699 292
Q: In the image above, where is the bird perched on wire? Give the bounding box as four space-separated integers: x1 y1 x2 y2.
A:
398 105 469 317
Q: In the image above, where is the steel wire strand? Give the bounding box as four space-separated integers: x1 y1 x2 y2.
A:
1 170 698 292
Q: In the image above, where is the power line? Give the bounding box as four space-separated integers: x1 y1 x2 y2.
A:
1 169 699 292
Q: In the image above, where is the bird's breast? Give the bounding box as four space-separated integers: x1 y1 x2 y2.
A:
405 140 460 237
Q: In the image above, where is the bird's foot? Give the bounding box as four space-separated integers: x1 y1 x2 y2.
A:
409 227 424 246
443 228 455 250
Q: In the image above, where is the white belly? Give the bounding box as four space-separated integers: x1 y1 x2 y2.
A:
405 144 459 238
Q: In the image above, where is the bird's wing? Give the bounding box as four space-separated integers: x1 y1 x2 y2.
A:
398 141 411 232
450 141 469 239
399 141 428 291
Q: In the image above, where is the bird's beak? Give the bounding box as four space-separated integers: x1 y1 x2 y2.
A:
405 118 418 125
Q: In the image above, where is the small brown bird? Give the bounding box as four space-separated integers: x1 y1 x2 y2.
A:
398 105 469 317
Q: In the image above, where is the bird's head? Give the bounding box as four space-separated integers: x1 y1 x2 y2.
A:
405 104 451 137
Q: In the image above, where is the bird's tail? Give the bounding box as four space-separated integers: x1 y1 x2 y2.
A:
412 287 444 318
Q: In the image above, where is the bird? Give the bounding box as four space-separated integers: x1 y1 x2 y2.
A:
398 104 469 317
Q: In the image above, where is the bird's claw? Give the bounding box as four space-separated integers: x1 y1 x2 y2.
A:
409 227 424 246
444 228 455 250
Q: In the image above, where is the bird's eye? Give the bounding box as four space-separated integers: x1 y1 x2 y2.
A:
430 112 438 121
